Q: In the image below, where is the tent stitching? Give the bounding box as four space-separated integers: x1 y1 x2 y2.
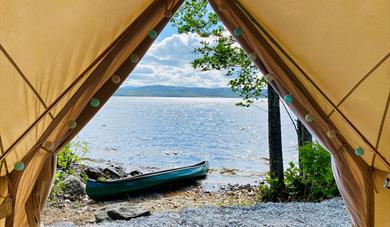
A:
328 53 390 117
231 0 389 170
0 45 54 120
0 49 108 156
1 65 90 157
375 92 390 149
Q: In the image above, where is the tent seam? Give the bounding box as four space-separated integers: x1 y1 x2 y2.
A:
328 53 390 117
0 45 54 120
375 91 390 149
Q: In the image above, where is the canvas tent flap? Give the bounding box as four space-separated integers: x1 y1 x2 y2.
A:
234 0 390 171
0 0 154 175
208 0 389 226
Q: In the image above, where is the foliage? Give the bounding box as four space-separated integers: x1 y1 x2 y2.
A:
172 0 265 105
57 141 88 176
258 142 339 202
51 141 88 196
296 142 339 199
257 172 286 202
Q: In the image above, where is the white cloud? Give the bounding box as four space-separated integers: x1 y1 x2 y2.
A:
124 33 230 88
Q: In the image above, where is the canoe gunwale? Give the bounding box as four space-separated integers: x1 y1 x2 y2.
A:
87 161 208 184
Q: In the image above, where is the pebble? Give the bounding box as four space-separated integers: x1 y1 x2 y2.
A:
48 198 350 227
94 198 350 227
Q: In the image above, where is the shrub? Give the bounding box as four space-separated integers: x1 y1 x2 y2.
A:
258 142 339 202
57 140 88 175
51 141 88 197
257 172 286 202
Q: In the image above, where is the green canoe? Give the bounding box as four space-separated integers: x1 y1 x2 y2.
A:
86 161 209 201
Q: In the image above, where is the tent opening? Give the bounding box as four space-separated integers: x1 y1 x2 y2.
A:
0 0 388 226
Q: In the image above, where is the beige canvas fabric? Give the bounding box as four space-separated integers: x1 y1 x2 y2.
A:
208 0 389 226
235 1 390 227
0 0 389 226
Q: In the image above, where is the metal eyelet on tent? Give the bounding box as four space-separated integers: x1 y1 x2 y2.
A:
111 75 121 84
384 174 390 189
304 114 315 123
67 120 77 129
264 73 274 82
14 162 25 171
326 130 337 138
90 98 100 108
148 30 158 39
354 147 364 156
234 28 242 37
130 54 139 63
284 94 293 104
43 141 55 150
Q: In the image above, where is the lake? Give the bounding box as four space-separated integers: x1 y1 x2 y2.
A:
75 96 298 188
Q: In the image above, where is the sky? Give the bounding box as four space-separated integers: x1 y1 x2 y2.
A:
123 22 230 88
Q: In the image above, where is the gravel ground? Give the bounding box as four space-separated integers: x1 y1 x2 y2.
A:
48 198 350 227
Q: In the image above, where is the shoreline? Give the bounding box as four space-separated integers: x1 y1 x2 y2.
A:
43 161 348 226
43 182 258 225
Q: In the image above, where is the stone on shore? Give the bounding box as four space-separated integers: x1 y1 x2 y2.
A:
95 203 150 222
84 166 104 179
102 166 127 179
95 210 110 223
62 175 86 196
107 206 150 220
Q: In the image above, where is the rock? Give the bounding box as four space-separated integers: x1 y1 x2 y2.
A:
129 170 143 176
95 210 110 223
102 166 126 179
114 166 127 177
106 206 150 220
62 175 86 197
84 166 103 179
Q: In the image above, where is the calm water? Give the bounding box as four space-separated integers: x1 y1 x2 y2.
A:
75 97 298 187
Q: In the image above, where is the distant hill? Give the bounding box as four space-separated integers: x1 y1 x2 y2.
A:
114 85 249 98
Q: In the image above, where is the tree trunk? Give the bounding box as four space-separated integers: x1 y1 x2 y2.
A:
297 120 312 172
297 120 312 146
267 84 284 187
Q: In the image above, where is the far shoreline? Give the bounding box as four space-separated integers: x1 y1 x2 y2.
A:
113 95 267 99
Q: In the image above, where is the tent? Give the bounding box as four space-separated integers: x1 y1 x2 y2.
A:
0 0 388 226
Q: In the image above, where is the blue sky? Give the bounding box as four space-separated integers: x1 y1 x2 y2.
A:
123 22 230 88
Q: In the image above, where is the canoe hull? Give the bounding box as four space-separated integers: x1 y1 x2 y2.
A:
86 161 209 201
